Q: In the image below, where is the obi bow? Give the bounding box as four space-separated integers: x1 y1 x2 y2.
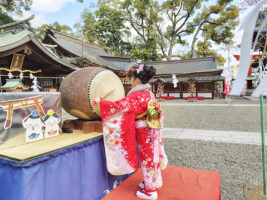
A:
146 99 163 129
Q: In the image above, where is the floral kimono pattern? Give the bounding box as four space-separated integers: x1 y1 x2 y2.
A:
100 90 168 192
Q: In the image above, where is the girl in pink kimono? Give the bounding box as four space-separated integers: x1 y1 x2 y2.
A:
94 65 168 200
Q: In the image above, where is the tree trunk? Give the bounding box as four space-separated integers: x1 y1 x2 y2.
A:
191 21 205 58
191 37 197 58
167 38 176 60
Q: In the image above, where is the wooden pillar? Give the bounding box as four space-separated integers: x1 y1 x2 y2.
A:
180 82 183 99
40 78 44 92
196 81 198 97
53 78 57 91
214 81 215 99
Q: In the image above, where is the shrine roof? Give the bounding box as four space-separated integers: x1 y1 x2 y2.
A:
0 16 78 72
101 56 137 71
150 75 224 83
146 57 221 75
44 30 136 71
44 30 116 70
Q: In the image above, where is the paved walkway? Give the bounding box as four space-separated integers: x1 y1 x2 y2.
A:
162 128 265 145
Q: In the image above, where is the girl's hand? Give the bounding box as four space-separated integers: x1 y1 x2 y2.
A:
93 97 102 105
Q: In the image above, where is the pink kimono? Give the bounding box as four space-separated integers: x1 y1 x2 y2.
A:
100 89 168 192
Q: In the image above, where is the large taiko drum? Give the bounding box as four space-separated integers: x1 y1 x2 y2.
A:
60 67 125 120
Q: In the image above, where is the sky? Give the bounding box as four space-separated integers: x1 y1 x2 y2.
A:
13 0 98 28
14 0 239 29
13 0 241 67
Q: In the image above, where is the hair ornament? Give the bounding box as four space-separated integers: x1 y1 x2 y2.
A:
136 64 144 74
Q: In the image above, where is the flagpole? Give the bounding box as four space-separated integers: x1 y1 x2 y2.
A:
259 36 267 195
260 91 266 195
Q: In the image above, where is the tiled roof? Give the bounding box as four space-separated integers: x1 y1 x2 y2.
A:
150 75 224 83
0 17 78 71
45 30 136 71
146 57 220 75
101 56 137 71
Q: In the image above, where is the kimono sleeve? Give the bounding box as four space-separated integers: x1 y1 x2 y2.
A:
99 94 139 175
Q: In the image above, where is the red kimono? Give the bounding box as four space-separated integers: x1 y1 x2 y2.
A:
100 89 168 192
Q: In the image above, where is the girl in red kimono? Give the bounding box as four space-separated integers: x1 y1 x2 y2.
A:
94 65 168 200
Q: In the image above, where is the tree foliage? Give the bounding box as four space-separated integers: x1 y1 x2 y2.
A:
0 0 32 15
195 40 226 66
155 0 203 60
120 0 162 61
75 0 239 64
0 13 14 26
75 3 135 58
190 0 239 66
35 22 72 40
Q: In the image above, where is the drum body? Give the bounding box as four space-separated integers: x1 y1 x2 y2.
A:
60 67 125 120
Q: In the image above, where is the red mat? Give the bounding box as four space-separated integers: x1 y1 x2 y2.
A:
103 165 220 200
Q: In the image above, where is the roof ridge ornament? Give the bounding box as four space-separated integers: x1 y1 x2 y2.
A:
0 15 35 33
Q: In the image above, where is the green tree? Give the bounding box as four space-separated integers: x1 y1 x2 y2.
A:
75 4 134 57
120 0 162 61
0 0 32 15
35 22 72 39
76 0 239 63
95 4 132 56
154 0 203 60
190 0 239 63
122 0 238 64
74 9 97 43
195 40 226 66
0 13 14 26
75 5 132 56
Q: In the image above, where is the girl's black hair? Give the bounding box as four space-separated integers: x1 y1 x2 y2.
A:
130 64 156 84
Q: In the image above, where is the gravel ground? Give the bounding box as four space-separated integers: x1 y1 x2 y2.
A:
163 138 263 200
162 104 267 132
160 97 267 105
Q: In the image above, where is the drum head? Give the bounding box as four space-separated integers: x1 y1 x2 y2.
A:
89 70 125 116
